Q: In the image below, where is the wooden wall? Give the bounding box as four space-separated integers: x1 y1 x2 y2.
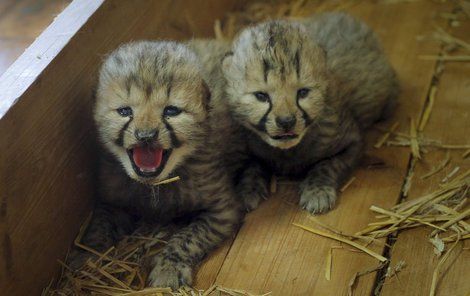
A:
0 0 243 294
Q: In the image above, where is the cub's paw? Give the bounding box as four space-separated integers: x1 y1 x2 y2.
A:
236 180 268 212
299 185 337 214
147 256 192 289
67 249 97 271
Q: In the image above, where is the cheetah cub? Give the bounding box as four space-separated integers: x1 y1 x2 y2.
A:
71 41 241 289
221 13 399 214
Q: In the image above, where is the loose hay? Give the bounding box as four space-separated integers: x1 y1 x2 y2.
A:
293 223 388 262
45 223 267 296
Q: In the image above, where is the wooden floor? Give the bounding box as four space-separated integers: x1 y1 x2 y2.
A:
1 1 468 295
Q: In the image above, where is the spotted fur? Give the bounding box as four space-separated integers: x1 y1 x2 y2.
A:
194 13 399 214
70 41 242 289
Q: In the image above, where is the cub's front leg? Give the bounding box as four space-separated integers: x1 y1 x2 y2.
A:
299 131 363 214
147 196 241 289
235 160 270 211
68 203 136 269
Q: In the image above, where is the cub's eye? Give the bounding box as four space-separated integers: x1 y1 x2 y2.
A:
117 106 133 117
253 91 270 102
297 88 311 99
163 105 182 117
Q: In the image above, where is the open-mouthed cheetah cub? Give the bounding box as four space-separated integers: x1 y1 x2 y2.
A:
220 12 399 214
70 41 242 289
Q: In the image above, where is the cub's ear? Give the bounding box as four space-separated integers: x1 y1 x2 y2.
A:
221 51 233 76
201 81 211 111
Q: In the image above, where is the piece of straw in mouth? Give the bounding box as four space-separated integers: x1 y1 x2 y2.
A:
421 150 451 179
374 122 399 148
152 176 180 186
293 223 388 262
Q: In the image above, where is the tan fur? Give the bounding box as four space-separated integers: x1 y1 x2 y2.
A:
70 41 242 289
192 13 399 214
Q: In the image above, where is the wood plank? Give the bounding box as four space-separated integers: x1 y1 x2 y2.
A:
0 38 31 76
0 0 70 39
193 1 447 294
0 0 242 294
381 18 470 296
0 0 71 75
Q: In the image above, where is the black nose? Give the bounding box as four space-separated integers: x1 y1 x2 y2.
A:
134 129 158 141
275 116 296 130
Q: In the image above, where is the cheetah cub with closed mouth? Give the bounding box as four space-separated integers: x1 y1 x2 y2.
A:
222 13 399 214
70 41 241 289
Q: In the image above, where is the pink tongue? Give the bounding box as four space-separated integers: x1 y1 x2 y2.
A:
281 131 296 136
132 146 163 171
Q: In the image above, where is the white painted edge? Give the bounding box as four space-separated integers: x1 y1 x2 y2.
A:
0 0 105 119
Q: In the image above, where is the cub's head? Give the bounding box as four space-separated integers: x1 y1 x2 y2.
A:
94 41 209 183
223 20 328 149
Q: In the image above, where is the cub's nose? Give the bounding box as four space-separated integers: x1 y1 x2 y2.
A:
134 129 158 142
275 116 296 130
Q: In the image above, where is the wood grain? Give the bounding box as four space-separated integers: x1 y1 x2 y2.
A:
0 0 71 76
0 0 242 294
381 19 470 296
193 1 448 294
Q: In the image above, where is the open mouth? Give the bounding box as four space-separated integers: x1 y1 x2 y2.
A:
127 145 171 178
270 132 299 141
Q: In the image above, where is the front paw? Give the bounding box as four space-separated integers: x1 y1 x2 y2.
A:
236 181 268 212
237 184 268 212
299 185 337 214
147 256 192 289
67 249 97 271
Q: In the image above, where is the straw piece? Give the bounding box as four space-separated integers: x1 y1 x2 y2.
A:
152 176 180 186
402 158 417 197
340 177 356 193
385 260 406 279
87 261 130 290
293 223 388 262
429 232 461 296
325 248 332 281
214 19 224 40
375 122 399 148
430 208 470 236
429 235 445 256
369 205 446 231
421 151 450 179
410 118 421 159
418 86 437 132
270 175 277 194
202 285 217 296
348 263 386 296
433 25 470 51
120 288 172 295
441 166 460 183
419 55 470 62
462 149 470 158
